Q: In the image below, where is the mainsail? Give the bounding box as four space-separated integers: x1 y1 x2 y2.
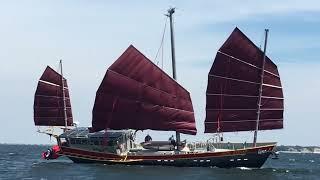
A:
34 66 73 126
92 45 197 135
205 27 283 133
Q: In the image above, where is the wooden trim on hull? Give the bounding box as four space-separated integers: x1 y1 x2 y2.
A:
57 144 275 168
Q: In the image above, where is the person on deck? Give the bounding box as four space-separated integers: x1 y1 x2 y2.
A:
169 135 176 147
144 134 152 143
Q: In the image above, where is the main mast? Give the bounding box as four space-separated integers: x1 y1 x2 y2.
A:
166 7 181 146
60 60 68 132
253 29 269 147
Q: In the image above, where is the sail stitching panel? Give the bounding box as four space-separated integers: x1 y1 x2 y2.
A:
104 69 193 112
209 74 259 85
205 119 283 123
218 51 280 78
109 45 190 93
107 69 190 102
206 93 284 100
35 95 71 100
39 80 69 89
262 84 282 89
206 108 283 111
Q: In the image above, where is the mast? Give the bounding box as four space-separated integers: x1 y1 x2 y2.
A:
166 7 181 146
253 29 269 147
60 60 68 132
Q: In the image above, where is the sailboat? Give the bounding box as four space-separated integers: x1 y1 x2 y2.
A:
34 8 283 168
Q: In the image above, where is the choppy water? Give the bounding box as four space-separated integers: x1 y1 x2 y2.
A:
0 144 319 180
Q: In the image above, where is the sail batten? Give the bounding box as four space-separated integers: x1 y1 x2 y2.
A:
205 119 283 123
92 45 197 135
207 93 283 100
209 74 260 85
34 66 73 126
107 69 190 103
218 51 261 69
205 27 283 133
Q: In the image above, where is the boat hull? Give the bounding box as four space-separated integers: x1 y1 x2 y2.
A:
58 144 275 168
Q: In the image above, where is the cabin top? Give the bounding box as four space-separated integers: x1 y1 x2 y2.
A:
59 127 132 139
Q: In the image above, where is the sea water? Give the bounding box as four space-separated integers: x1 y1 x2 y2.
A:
0 144 319 180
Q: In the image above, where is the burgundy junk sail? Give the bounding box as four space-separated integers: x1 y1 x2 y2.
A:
205 27 283 133
34 66 73 126
92 45 197 135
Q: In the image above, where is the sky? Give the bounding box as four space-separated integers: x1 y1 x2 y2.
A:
0 0 319 146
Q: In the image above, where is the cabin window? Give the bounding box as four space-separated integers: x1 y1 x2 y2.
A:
75 139 81 144
60 138 68 146
81 139 88 145
60 138 67 143
108 140 117 146
94 140 100 145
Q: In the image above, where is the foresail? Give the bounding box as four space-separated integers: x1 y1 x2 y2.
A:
34 66 73 126
92 45 197 135
205 27 283 133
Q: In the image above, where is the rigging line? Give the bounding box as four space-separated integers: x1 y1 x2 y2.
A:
154 17 168 66
161 30 165 69
259 31 264 50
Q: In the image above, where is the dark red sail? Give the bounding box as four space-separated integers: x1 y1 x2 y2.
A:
205 27 283 133
34 66 73 126
92 45 196 135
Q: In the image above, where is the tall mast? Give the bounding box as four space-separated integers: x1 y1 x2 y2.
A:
253 29 269 147
60 60 68 132
166 7 181 146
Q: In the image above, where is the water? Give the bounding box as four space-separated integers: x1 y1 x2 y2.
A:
1 144 319 180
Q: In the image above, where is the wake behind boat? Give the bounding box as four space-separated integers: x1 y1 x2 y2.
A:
33 8 283 168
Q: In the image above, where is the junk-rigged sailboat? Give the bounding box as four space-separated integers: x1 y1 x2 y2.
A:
35 9 283 168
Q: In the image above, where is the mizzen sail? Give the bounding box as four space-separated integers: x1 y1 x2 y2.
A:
205 27 283 133
34 66 73 126
92 45 197 135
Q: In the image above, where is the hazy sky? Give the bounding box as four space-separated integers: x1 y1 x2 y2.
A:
0 1 319 146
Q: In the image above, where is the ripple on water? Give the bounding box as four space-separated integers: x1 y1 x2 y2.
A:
237 167 253 170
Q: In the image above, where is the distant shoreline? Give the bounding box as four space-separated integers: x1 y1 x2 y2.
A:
276 145 320 154
279 151 320 154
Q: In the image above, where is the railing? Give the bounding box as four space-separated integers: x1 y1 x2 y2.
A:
187 142 276 151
